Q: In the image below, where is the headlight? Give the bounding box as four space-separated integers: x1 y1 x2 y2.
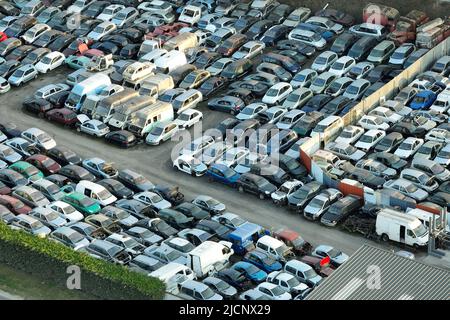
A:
38 233 46 239
265 190 270 195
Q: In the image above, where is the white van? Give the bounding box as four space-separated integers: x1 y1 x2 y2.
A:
178 5 202 25
139 74 174 99
312 149 341 167
311 115 343 141
256 235 294 263
172 89 203 114
75 181 117 206
186 241 233 278
65 74 111 111
139 40 161 57
150 262 196 293
108 96 156 129
93 88 139 123
376 208 429 248
163 33 198 53
154 50 188 74
128 101 174 137
406 208 442 230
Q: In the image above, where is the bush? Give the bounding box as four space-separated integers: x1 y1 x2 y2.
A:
0 223 166 299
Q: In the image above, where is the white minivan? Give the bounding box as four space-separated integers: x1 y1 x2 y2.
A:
75 180 117 206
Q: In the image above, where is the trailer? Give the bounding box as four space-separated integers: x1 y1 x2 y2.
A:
416 18 450 49
388 10 429 45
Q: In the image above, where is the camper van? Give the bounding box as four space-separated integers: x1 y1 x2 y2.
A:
127 101 174 137
154 50 188 74
108 96 156 129
80 85 123 117
149 262 196 293
65 74 111 111
406 208 442 229
163 32 198 53
139 74 175 99
376 208 429 247
93 89 139 123
75 181 117 206
186 241 234 278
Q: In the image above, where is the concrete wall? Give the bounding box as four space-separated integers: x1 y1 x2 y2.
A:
280 0 450 20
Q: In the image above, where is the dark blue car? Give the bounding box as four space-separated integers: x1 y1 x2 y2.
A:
243 249 283 272
206 164 240 186
410 90 437 110
295 23 334 41
231 261 267 283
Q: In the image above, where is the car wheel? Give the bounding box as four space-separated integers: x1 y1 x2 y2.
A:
76 127 81 132
238 186 244 193
173 165 179 171
381 233 389 242
259 193 265 200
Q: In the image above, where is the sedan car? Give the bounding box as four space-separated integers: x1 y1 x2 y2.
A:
8 63 37 86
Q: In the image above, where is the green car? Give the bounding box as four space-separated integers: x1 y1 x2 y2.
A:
9 161 44 182
61 192 101 216
65 55 90 70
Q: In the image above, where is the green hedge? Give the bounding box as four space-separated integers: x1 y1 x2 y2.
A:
0 222 165 299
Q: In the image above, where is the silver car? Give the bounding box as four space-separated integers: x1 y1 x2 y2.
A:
8 64 38 86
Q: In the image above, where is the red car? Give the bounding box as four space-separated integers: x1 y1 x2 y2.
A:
0 195 31 215
46 108 78 127
26 154 61 175
299 255 334 277
0 181 11 195
272 228 312 256
0 32 7 42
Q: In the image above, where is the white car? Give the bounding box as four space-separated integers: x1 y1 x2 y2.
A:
383 179 428 201
97 4 125 21
255 282 291 300
329 56 356 77
262 82 293 105
0 76 10 93
309 72 336 94
358 115 390 131
133 192 172 211
197 142 231 166
178 5 202 25
311 51 338 73
311 245 349 266
111 7 139 28
34 83 70 100
342 78 371 101
232 41 265 60
281 88 313 110
179 136 215 158
354 129 386 152
215 147 249 167
173 109 203 129
21 23 50 44
290 69 318 88
335 126 364 145
304 193 331 220
347 62 374 79
76 115 110 137
87 21 117 41
276 110 305 130
368 106 403 124
173 154 207 176
206 58 233 76
236 103 267 121
35 52 65 73
435 143 450 166
425 128 450 144
67 0 95 14
394 137 424 159
139 49 168 63
138 0 173 15
21 127 56 151
288 29 326 50
46 201 84 223
306 16 344 34
258 107 287 124
145 122 179 145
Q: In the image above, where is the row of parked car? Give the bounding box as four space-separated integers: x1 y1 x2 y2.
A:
0 120 352 300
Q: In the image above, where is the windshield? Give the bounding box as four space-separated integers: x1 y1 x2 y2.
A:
309 198 325 208
271 286 285 296
413 224 428 238
79 197 96 207
275 243 290 256
45 211 59 221
313 78 325 86
201 287 216 299
68 231 84 243
266 89 279 97
346 85 360 95
287 277 300 287
41 57 52 65
315 57 328 65
359 135 373 143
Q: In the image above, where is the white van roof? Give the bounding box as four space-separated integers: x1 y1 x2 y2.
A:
257 235 285 249
149 262 190 281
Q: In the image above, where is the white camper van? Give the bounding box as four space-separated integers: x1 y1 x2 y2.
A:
150 262 196 293
186 241 233 278
127 101 174 137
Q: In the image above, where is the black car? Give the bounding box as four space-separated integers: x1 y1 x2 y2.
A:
47 33 75 52
71 19 102 37
117 169 154 192
227 88 255 105
169 63 196 86
5 16 36 38
102 34 130 48
47 90 70 108
278 154 308 179
118 27 144 43
195 219 233 241
367 152 408 170
91 41 120 55
0 122 22 139
0 60 21 78
287 181 324 211
174 202 210 220
98 178 134 199
276 40 315 57
292 111 324 137
104 130 137 148
267 129 298 154
276 49 308 66
5 45 35 61
47 11 72 31
229 80 268 98
153 185 185 206
348 36 379 62
22 47 51 65
260 25 290 46
330 32 359 55
119 44 139 60
237 173 277 199
267 4 292 23
216 268 252 291
0 169 28 188
262 51 302 75
362 82 385 99
321 195 363 227
233 17 258 33
404 48 429 68
46 146 82 166
136 218 178 239
34 30 63 48
116 199 156 220
320 96 351 115
346 168 385 189
366 64 396 83
194 52 221 69
59 165 96 183
245 20 273 40
428 192 450 210
22 97 53 117
387 121 427 138
0 1 19 15
302 94 333 113
109 60 134 84
214 117 240 140
158 208 194 229
374 132 404 152
84 1 109 18
198 76 227 98
249 164 290 187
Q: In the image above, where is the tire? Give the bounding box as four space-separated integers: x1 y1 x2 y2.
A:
173 165 179 171
76 127 81 132
238 186 244 193
381 233 389 242
413 243 420 250
259 193 265 200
